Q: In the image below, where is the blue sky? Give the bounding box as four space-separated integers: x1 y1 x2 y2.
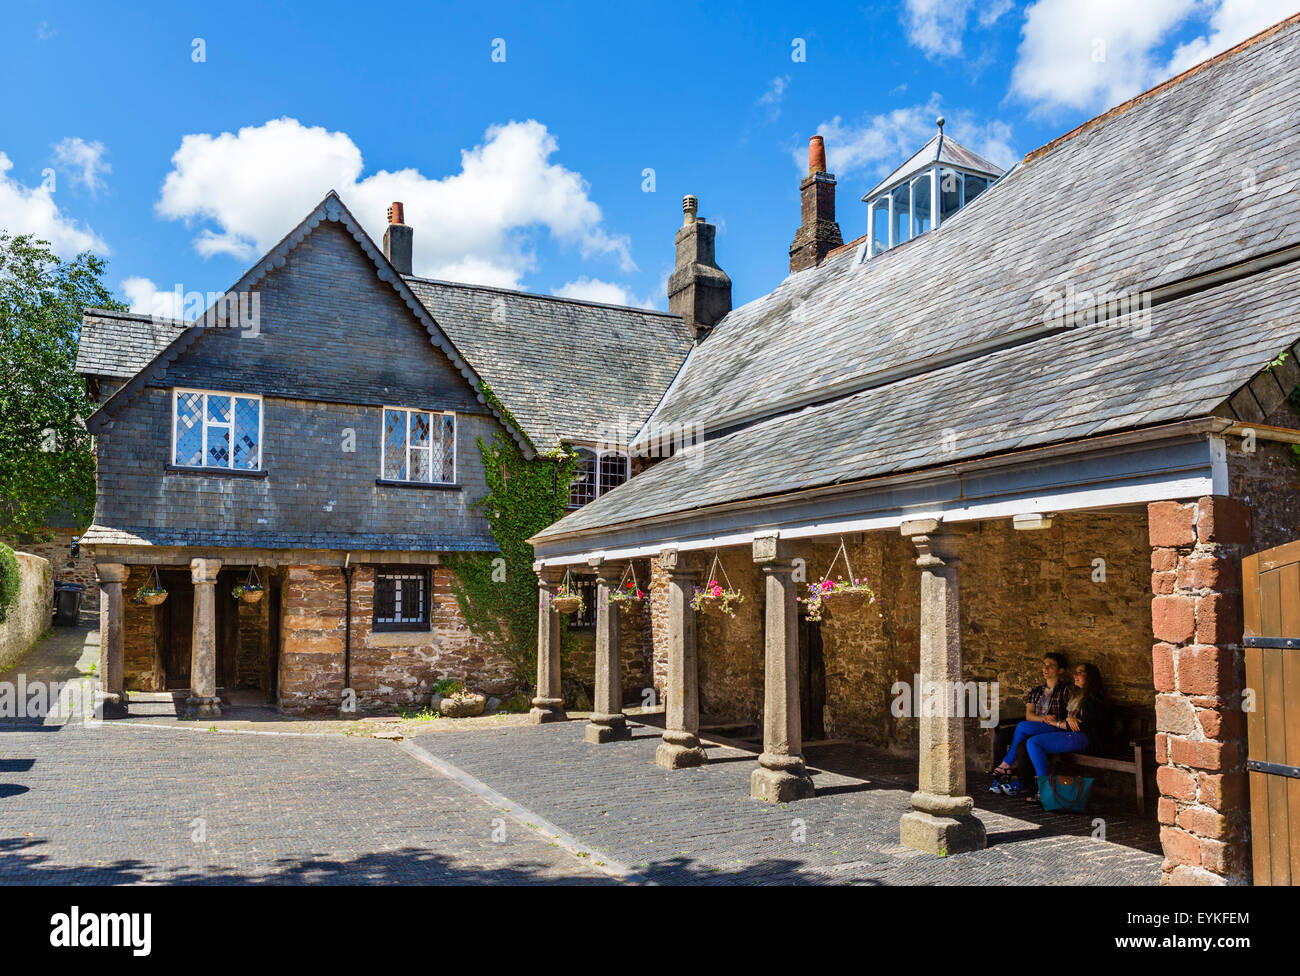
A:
2 0 1295 314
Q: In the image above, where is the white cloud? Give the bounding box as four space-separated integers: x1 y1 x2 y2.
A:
758 75 791 120
552 276 656 309
1164 0 1298 75
0 151 108 257
903 0 1013 57
799 97 1020 181
1009 0 1293 114
52 137 110 194
155 117 634 289
121 277 187 319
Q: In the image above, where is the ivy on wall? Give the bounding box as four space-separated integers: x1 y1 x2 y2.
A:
446 385 578 684
0 543 21 624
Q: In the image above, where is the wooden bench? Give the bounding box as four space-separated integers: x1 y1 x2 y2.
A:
987 704 1155 814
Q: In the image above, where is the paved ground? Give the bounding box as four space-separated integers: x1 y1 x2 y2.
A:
0 625 1163 886
408 721 1164 885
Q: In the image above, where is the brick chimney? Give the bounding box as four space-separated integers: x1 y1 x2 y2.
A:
789 136 843 273
668 195 731 340
383 201 413 275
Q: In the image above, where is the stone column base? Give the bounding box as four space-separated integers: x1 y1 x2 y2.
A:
900 791 986 855
750 752 815 802
97 691 129 720
655 729 707 769
584 713 631 744
528 697 567 724
185 695 222 719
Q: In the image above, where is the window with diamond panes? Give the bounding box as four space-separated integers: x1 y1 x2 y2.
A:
373 568 431 631
382 408 455 484
173 390 261 470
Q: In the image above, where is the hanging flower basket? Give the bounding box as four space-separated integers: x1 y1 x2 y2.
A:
232 566 265 603
552 569 584 615
135 567 167 606
608 564 646 610
691 553 744 618
802 539 878 623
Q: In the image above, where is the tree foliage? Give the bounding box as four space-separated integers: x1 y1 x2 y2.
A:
446 421 576 684
0 233 124 537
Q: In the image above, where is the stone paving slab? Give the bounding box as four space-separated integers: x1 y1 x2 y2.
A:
412 721 1163 886
0 722 613 885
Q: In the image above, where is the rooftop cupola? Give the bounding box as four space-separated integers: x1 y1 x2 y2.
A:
862 118 1005 257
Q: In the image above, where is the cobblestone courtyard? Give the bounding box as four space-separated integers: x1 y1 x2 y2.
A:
0 628 1162 886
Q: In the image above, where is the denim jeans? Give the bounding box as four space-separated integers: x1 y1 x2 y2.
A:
1000 720 1056 770
1026 730 1089 777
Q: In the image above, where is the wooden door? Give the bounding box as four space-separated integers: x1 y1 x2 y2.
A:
163 575 193 689
798 615 827 741
1242 537 1300 886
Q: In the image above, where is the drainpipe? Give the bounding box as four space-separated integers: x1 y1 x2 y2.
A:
342 554 354 698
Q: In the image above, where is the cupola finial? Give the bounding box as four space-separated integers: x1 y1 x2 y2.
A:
936 116 945 134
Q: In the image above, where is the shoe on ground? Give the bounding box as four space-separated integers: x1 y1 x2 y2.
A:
1000 778 1028 797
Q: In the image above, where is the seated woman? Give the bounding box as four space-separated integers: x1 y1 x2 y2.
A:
1022 662 1108 806
990 652 1071 797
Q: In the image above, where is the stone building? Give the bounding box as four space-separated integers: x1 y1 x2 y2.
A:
530 17 1300 884
77 193 691 716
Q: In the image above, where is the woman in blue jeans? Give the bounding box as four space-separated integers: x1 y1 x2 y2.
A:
1022 663 1107 804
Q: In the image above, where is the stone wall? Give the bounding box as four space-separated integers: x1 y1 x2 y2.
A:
0 552 52 672
122 566 165 690
236 595 270 690
279 564 517 713
662 510 1155 760
0 530 98 612
1148 496 1251 886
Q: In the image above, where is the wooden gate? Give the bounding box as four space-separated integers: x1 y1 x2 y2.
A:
1242 538 1300 885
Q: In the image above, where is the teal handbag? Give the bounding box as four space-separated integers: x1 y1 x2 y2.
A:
1037 774 1095 812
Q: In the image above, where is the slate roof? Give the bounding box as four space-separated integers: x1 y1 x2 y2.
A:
539 261 1300 540
537 15 1300 543
645 15 1300 440
76 309 189 379
404 278 693 450
862 130 1005 200
79 524 497 552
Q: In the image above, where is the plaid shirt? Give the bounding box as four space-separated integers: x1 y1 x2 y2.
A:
1027 681 1071 720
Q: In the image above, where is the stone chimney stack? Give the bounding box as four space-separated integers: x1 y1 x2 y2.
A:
789 136 843 273
383 201 413 275
668 195 731 340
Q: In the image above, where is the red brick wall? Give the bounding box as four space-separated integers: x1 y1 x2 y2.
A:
1148 496 1251 885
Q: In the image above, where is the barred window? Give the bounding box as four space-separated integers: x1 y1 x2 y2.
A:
568 581 597 630
567 448 629 509
382 407 455 483
173 389 262 470
373 568 431 632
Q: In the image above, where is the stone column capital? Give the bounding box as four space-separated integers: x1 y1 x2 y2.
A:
533 562 565 587
94 562 128 584
901 519 964 568
190 558 223 584
587 555 627 586
658 547 698 578
752 532 794 565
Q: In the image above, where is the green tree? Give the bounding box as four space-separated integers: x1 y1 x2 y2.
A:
0 233 124 537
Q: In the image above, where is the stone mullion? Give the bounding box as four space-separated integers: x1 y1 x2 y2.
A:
95 562 128 719
898 519 986 855
1148 496 1251 885
187 557 223 717
586 558 631 744
529 563 566 724
750 534 815 802
654 548 707 769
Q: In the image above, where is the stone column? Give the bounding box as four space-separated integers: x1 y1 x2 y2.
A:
586 558 631 743
1148 496 1251 885
187 557 223 718
95 562 128 719
750 534 815 801
899 519 986 855
655 548 707 768
529 563 567 724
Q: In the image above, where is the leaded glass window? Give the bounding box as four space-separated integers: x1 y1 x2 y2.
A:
567 448 629 509
381 408 455 484
173 389 261 470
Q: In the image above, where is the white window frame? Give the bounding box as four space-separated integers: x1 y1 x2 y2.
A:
567 446 629 509
171 388 263 471
380 406 457 484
